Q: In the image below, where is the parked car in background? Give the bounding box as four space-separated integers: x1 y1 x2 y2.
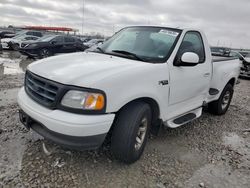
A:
1 34 40 50
230 51 246 61
79 37 91 43
211 47 231 57
84 38 104 48
0 30 15 38
231 51 250 78
19 35 88 58
18 26 240 163
238 51 250 58
1 30 43 50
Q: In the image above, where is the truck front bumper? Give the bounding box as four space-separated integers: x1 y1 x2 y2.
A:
17 88 115 150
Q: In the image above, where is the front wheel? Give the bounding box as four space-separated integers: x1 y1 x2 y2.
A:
39 48 51 58
111 102 152 164
12 43 19 50
208 84 234 115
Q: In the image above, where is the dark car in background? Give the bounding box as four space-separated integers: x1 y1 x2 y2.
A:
19 35 88 58
211 47 231 57
0 30 15 38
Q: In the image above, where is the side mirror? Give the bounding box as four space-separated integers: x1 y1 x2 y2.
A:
51 41 56 45
181 52 199 65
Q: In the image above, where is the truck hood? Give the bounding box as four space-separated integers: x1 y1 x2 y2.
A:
28 52 148 87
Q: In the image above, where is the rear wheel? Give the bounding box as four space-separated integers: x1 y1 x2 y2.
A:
111 102 152 164
39 48 51 58
208 84 234 115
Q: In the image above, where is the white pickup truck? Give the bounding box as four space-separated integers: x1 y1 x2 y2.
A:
18 26 240 163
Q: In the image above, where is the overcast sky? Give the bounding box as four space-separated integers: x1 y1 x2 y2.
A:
0 0 250 48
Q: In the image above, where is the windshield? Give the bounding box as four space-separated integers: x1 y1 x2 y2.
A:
15 30 27 36
100 27 181 63
12 34 26 40
37 35 55 42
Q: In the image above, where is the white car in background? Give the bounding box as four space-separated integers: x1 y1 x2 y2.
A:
84 38 104 48
1 35 40 50
1 30 43 50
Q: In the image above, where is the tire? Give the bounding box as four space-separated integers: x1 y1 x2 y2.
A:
12 43 19 50
39 48 51 58
111 102 152 164
208 84 234 115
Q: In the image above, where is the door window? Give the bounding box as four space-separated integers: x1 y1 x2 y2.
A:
26 31 34 36
52 36 64 43
64 37 75 43
178 32 205 63
33 32 42 37
24 36 38 40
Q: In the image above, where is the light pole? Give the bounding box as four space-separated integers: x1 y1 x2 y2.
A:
81 0 85 35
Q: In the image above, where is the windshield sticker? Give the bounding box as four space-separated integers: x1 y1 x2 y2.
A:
159 30 179 37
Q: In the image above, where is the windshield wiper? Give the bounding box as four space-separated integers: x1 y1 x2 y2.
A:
111 50 146 62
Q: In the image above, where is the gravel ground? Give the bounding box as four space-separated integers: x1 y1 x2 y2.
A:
0 51 249 188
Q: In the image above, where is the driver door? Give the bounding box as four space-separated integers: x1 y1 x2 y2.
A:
167 31 211 118
50 36 64 53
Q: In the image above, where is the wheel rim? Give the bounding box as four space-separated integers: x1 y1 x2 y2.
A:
221 91 231 110
41 49 49 57
13 44 19 50
135 117 148 151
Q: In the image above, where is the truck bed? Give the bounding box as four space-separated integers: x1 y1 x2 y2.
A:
212 56 238 62
207 56 240 103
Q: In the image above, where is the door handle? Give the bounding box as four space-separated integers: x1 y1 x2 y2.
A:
204 73 210 77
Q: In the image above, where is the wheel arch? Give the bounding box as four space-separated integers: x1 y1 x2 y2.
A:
227 77 236 87
115 97 161 125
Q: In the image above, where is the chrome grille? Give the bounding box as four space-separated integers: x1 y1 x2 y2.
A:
25 71 59 108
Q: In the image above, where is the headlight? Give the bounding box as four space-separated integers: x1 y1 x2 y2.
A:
61 90 105 111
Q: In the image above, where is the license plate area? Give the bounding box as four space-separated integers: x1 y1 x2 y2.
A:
19 110 31 130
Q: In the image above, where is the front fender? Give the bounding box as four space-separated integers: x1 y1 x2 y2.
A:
91 63 170 120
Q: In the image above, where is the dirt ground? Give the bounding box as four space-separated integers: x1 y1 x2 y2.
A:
0 50 249 188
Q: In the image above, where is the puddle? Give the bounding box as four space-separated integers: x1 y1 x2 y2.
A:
0 88 20 106
0 134 27 182
223 132 245 151
184 163 249 188
183 133 250 187
0 58 23 75
0 51 33 76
